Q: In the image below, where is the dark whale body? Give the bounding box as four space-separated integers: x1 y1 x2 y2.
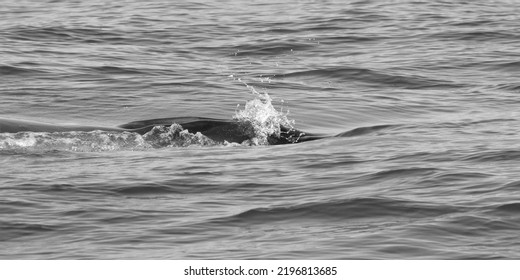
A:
118 117 325 144
0 117 324 145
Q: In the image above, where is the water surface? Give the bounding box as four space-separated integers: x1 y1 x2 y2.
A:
1 0 520 259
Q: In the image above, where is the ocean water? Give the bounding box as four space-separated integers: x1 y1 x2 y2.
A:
1 0 520 259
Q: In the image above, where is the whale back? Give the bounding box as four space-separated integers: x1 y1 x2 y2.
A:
0 117 325 145
119 117 324 144
119 117 251 143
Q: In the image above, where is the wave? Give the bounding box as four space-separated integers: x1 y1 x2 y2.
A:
494 202 520 213
486 61 520 72
113 184 183 195
462 150 520 162
231 41 315 56
4 25 131 44
0 221 57 242
430 30 520 42
86 65 148 75
335 124 398 137
439 213 520 234
210 197 458 224
271 66 464 89
0 65 48 76
491 83 520 92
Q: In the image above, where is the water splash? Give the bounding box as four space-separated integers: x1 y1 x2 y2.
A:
0 125 216 152
142 124 215 148
233 82 295 145
0 131 149 152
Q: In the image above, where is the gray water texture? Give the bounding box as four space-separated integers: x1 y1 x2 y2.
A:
1 0 520 259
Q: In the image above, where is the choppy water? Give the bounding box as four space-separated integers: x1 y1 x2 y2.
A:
2 0 520 259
